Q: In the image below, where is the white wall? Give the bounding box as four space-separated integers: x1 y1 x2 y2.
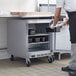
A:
0 0 56 13
38 0 56 4
0 0 36 13
49 0 56 4
17 0 37 12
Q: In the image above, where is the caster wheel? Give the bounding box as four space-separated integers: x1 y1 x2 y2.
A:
10 55 14 61
26 61 31 67
48 56 53 63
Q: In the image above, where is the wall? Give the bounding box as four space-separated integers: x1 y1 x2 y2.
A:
0 0 36 13
17 0 37 12
38 0 56 4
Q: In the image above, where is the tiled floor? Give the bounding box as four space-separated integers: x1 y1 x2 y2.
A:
0 58 70 76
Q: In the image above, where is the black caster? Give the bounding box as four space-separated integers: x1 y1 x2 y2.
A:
26 61 31 67
10 55 14 61
48 56 53 63
52 55 55 61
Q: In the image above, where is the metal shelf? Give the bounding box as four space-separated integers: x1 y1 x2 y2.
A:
29 41 49 45
28 33 49 37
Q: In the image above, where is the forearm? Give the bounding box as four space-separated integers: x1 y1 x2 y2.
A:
53 8 61 26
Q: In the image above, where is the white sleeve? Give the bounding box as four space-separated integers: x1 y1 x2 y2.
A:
66 14 69 19
56 0 65 8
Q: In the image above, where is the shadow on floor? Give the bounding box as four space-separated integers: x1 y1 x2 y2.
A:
68 71 76 76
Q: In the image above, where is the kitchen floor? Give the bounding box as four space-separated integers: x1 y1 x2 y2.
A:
0 58 70 76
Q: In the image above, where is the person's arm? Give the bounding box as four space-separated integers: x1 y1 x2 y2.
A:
50 8 62 29
50 0 65 29
53 8 61 26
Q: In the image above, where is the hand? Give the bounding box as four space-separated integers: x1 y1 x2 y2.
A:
49 24 56 29
58 23 64 28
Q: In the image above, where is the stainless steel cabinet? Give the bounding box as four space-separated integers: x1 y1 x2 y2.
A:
7 17 54 66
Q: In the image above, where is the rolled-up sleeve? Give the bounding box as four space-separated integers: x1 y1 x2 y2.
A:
66 14 69 19
56 0 65 8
